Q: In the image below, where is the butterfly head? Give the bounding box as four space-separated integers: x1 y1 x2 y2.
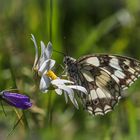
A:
63 56 76 66
63 56 78 80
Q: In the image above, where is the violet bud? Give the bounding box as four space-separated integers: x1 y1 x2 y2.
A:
1 91 32 110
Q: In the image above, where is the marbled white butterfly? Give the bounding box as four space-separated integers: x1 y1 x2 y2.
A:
63 54 140 116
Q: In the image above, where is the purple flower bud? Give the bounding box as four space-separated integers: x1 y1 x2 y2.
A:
1 91 32 109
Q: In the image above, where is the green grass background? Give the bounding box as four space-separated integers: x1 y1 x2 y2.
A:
0 0 140 140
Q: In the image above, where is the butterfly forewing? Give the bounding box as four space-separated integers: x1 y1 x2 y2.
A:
64 54 140 116
78 54 140 90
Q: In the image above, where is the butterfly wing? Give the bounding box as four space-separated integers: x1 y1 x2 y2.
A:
71 54 140 115
78 54 140 90
75 65 121 115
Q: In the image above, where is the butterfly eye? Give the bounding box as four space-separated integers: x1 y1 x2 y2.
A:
63 56 70 64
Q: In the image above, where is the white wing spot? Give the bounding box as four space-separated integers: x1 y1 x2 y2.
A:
133 78 137 81
104 105 111 111
109 58 122 71
87 110 93 115
118 96 122 100
131 75 135 79
126 79 133 86
86 57 100 67
129 81 134 86
111 74 120 83
126 79 132 84
95 112 104 115
94 108 102 112
89 90 98 100
96 88 106 98
124 60 130 65
82 70 95 82
99 88 112 98
114 70 126 79
123 86 128 90
104 109 112 114
128 68 135 74
135 72 139 75
135 66 140 71
87 106 93 111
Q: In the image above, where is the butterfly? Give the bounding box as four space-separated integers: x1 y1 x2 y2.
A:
63 54 140 116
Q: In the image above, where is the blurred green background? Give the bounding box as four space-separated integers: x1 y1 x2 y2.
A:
0 0 140 140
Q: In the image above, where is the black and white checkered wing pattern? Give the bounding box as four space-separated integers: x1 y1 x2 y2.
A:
64 54 140 116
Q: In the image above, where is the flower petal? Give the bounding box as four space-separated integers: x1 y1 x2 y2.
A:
67 85 87 94
39 41 52 67
52 84 74 95
45 42 53 59
64 93 68 103
72 98 79 109
48 59 56 70
40 75 51 92
55 89 62 95
64 91 79 109
38 59 55 75
53 84 79 108
51 79 74 85
40 41 45 57
39 41 46 65
31 34 39 70
38 59 49 75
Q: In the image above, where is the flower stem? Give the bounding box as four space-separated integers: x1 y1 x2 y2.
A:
46 0 53 128
46 91 53 128
49 0 53 42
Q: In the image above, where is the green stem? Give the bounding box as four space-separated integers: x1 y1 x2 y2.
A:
46 91 53 128
46 0 53 128
49 0 53 42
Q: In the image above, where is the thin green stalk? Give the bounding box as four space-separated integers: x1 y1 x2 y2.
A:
46 0 53 128
46 91 53 128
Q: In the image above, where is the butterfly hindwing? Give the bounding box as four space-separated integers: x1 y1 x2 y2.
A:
76 63 120 115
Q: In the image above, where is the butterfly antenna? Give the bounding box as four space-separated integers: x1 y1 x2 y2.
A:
65 45 69 56
0 100 7 117
7 114 23 138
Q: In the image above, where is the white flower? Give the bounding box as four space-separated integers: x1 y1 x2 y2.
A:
39 62 87 108
31 34 87 108
31 34 55 75
51 79 87 108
